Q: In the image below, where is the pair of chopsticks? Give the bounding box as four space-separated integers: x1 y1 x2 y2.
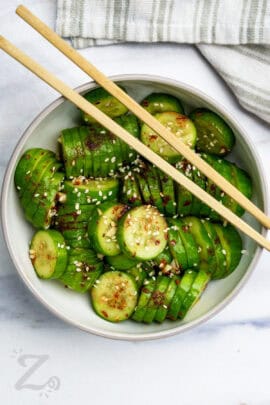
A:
1 5 270 251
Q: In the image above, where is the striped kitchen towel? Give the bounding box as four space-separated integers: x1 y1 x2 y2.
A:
56 0 270 124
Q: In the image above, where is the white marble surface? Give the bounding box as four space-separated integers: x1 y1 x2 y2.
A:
1 1 270 404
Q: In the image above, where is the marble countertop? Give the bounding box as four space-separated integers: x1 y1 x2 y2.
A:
1 1 270 404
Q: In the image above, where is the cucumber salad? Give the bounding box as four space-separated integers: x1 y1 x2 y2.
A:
15 87 252 324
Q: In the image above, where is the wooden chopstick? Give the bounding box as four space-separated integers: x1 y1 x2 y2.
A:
0 36 269 251
15 5 270 230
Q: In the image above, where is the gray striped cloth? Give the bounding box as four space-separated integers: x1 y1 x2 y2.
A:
56 0 270 124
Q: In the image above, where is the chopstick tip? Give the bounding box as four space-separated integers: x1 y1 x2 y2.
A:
16 4 26 16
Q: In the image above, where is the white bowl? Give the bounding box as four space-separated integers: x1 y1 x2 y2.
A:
1 74 268 340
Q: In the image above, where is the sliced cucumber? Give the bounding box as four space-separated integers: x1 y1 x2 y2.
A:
135 169 153 205
132 278 156 322
178 268 210 319
88 202 129 256
154 245 173 270
60 128 82 178
232 165 252 217
14 148 51 195
191 167 206 216
155 276 180 323
63 177 119 205
176 219 200 268
140 112 197 163
126 266 147 289
190 108 235 156
167 219 188 271
141 93 184 115
143 276 170 324
29 230 68 279
182 217 217 275
175 159 193 217
203 221 227 279
157 168 177 216
105 253 138 270
166 270 197 320
121 172 143 207
60 248 103 292
214 224 242 277
57 205 95 225
117 205 168 261
144 165 164 213
91 271 138 322
82 87 128 124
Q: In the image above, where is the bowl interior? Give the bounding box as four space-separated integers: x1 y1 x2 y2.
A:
2 76 265 340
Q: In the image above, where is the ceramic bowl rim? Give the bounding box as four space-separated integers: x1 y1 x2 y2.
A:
1 74 268 341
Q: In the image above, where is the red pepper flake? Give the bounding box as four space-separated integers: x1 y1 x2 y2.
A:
170 239 176 247
182 225 189 232
183 200 191 206
101 310 109 318
162 195 171 206
149 135 158 142
141 100 149 107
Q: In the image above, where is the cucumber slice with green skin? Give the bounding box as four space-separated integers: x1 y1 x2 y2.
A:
20 153 60 200
140 112 197 163
202 221 227 279
154 245 173 270
126 266 147 289
68 247 98 260
14 148 49 195
30 173 65 229
166 270 197 320
82 87 128 124
135 172 153 205
69 127 85 176
144 165 164 213
176 219 200 268
167 219 188 271
57 203 94 217
114 114 139 163
232 165 252 217
190 108 235 156
88 202 129 256
214 224 242 276
121 173 143 207
91 271 138 322
60 128 81 178
182 217 217 275
117 205 168 261
175 159 193 217
141 93 184 115
77 127 93 177
155 276 180 323
143 276 170 324
65 237 91 249
29 229 68 279
201 154 236 218
57 207 95 225
178 268 210 319
105 253 138 270
176 184 193 217
157 168 177 216
191 167 206 216
19 155 59 209
60 249 103 293
57 220 89 232
63 177 119 205
132 278 156 322
115 113 140 139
